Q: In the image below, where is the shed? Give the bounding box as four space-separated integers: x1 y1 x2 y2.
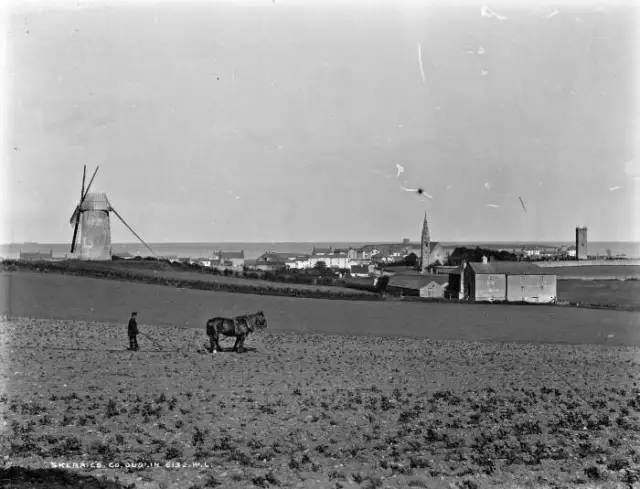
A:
387 275 449 298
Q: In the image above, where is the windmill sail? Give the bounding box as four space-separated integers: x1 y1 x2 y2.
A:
111 209 157 258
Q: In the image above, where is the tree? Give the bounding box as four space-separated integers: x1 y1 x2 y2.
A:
376 275 390 299
314 260 327 271
404 252 418 267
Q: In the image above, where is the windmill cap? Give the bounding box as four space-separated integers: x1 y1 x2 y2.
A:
79 193 112 212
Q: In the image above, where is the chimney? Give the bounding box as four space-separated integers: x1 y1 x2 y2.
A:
482 256 488 264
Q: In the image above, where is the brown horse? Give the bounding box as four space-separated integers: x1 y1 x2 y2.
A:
205 310 268 354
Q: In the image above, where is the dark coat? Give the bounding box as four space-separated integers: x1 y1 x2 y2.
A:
128 318 138 336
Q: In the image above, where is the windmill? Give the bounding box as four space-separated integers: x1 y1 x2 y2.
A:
69 165 157 260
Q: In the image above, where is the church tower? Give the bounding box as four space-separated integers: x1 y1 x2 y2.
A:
420 212 431 274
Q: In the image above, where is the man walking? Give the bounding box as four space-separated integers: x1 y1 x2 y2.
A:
128 312 139 351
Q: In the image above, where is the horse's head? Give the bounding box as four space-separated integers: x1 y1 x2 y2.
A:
253 310 268 330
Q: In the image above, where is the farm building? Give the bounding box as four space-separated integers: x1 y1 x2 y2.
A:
387 275 449 298
452 258 557 303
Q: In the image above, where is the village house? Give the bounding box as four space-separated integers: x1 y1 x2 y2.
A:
449 257 557 303
255 251 309 271
362 245 381 258
350 264 375 277
284 256 313 269
312 246 333 256
523 247 541 258
387 275 449 298
309 252 351 269
213 250 245 268
191 257 212 267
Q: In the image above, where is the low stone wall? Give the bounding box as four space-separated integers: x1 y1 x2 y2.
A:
536 260 640 267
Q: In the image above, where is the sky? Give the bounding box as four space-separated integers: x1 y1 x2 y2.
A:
1 0 639 244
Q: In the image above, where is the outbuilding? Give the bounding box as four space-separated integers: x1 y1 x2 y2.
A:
387 275 449 298
458 258 557 303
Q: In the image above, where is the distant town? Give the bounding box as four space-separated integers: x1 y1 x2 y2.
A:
11 216 636 305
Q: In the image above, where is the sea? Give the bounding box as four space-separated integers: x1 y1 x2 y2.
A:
2 241 639 260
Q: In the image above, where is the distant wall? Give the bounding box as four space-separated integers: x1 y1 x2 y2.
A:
537 260 640 267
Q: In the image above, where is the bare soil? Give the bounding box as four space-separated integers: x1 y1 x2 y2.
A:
2 317 640 489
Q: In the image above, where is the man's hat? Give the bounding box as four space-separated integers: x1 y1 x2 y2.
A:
132 312 137 315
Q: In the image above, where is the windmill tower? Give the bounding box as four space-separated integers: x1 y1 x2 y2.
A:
69 166 157 260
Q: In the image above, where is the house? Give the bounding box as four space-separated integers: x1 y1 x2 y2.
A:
354 247 374 260
255 252 310 271
387 275 449 298
309 253 351 269
19 250 53 261
523 247 541 258
350 264 375 277
285 256 312 269
362 245 381 257
312 246 333 256
456 257 557 303
191 257 212 267
566 245 576 258
213 250 245 268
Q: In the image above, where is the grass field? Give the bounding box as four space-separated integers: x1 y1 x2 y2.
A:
0 260 377 301
550 266 640 279
558 280 640 309
2 273 640 488
2 272 640 346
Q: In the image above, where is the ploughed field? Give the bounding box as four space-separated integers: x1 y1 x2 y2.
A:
2 316 640 489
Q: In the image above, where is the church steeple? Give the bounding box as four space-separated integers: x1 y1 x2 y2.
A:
420 212 431 274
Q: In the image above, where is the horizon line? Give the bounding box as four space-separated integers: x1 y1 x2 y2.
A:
3 240 638 246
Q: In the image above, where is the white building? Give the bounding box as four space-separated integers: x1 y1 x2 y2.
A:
308 253 351 269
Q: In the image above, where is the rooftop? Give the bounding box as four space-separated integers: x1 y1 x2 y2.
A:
219 251 245 259
388 275 449 290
